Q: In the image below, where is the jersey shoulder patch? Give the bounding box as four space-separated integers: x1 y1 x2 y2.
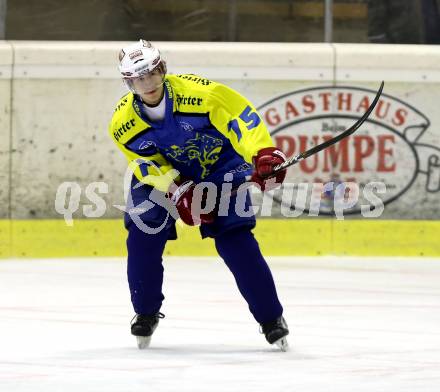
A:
109 93 149 144
167 74 218 114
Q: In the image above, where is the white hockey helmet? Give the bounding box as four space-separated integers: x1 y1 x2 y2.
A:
118 40 167 92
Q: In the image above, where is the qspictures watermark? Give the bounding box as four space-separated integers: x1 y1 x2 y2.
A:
54 161 387 234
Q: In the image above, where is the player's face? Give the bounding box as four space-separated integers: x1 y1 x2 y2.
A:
130 70 164 105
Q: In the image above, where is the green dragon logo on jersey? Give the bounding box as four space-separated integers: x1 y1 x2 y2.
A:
166 133 223 179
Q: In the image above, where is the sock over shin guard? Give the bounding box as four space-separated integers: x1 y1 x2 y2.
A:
126 224 169 315
214 227 283 324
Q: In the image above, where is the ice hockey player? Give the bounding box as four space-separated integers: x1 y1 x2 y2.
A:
109 40 289 351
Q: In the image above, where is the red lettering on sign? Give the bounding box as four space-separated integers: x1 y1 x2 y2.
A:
319 92 332 111
274 133 398 175
337 93 352 111
265 108 281 126
299 135 319 173
275 135 296 157
377 135 396 172
354 135 375 172
356 96 370 113
392 108 408 127
285 101 300 120
323 136 350 172
375 100 391 119
302 94 316 113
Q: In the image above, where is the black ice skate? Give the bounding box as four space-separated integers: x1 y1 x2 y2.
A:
260 316 289 351
131 312 164 349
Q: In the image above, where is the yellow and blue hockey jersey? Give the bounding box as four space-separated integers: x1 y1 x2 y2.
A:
108 74 274 191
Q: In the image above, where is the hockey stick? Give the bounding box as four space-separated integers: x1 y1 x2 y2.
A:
267 80 385 178
226 81 384 196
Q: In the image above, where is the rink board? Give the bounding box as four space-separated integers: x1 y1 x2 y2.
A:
0 219 439 258
0 42 439 259
1 42 440 221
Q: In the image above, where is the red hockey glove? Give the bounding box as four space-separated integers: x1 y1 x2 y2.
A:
168 180 215 226
251 147 287 191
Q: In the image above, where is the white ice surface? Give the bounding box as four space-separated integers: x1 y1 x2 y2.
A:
0 257 440 392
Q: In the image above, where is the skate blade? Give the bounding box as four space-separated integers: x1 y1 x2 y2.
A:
136 336 152 349
274 337 289 352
